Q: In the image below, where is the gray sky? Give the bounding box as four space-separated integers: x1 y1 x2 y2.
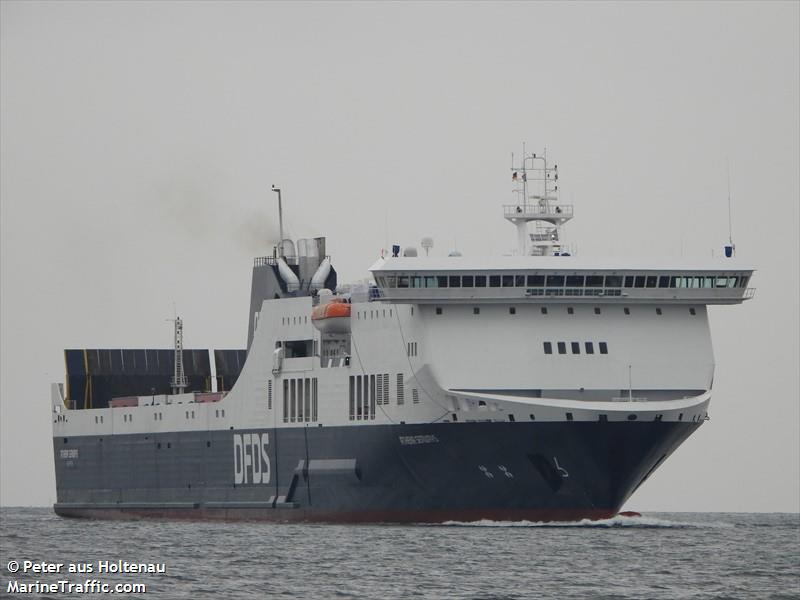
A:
1 1 798 512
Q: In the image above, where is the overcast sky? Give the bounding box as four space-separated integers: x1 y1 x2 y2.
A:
1 1 798 512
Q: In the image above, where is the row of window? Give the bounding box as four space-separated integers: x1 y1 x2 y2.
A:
348 373 418 420
356 308 393 320
435 306 695 316
282 377 319 423
108 407 229 424
281 316 308 326
377 273 748 290
407 342 418 356
544 341 609 355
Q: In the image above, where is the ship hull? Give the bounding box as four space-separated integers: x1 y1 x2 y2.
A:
53 420 701 522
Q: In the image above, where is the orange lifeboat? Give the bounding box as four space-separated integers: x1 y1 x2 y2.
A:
311 298 351 333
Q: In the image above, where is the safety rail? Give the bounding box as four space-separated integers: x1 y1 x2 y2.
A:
610 396 650 402
744 288 756 300
503 204 573 219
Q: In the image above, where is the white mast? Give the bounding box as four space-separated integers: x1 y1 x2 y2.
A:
504 147 573 256
170 316 188 395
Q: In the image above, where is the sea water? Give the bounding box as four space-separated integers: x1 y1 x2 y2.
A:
1 509 797 599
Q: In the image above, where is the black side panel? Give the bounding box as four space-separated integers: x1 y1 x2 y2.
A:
64 349 215 409
214 350 248 392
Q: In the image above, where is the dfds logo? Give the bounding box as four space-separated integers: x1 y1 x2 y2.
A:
233 432 271 484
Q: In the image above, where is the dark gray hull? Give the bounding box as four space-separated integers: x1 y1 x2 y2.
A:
53 421 700 522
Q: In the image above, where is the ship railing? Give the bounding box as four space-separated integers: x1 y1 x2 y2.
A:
503 204 573 219
610 396 650 402
744 287 756 300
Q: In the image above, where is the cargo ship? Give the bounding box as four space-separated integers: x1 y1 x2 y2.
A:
51 151 755 522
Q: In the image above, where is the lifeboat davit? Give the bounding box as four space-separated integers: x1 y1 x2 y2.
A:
311 298 351 333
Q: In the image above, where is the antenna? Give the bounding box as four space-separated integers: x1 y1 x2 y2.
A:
271 185 284 258
421 237 434 256
725 161 735 258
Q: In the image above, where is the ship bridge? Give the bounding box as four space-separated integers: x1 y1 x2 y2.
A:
369 256 755 305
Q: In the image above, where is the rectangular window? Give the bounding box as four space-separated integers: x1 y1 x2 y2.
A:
297 378 304 422
370 375 377 419
599 342 608 354
489 275 501 287
634 275 646 288
268 380 272 410
304 378 311 422
290 379 296 422
585 275 603 287
566 275 584 287
411 276 423 288
356 375 363 419
543 342 553 354
424 276 436 288
605 275 622 288
397 373 405 405
386 275 396 288
397 276 409 288
383 373 390 405
474 275 486 287
646 275 658 288
546 275 565 286
437 276 448 288
557 342 567 354
509 307 516 315
571 342 580 354
515 275 525 287
312 378 318 421
715 276 728 288
658 275 670 288
585 342 594 354
435 307 442 315
377 374 383 405
363 375 369 420
462 275 474 287
502 275 514 287
412 388 420 404
449 276 461 288
527 275 545 286
739 276 748 288
473 307 480 315
624 276 635 288
349 376 355 420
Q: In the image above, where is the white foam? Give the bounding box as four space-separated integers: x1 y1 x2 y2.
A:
438 514 735 529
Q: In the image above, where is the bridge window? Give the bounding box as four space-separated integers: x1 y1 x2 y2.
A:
566 275 584 287
515 275 525 286
634 276 646 288
646 276 658 288
424 276 436 288
502 275 514 287
585 275 603 287
449 276 461 287
437 276 448 288
475 275 486 287
659 276 670 288
546 275 564 286
397 276 409 288
624 276 635 288
462 275 474 287
527 275 545 286
605 275 622 287
489 275 501 287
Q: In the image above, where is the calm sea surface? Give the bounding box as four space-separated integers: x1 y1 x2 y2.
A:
1 509 798 599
